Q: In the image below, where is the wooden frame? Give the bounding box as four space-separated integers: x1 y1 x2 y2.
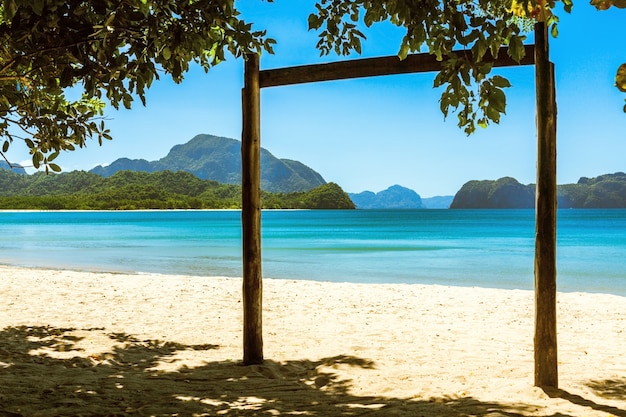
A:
241 23 558 388
533 22 558 388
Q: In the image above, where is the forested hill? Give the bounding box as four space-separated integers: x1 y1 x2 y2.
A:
0 169 355 210
90 134 326 193
450 173 626 209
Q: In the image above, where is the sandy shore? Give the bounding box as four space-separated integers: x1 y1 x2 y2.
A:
0 265 625 416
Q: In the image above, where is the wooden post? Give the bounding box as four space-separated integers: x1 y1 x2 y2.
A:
534 22 558 388
241 53 263 365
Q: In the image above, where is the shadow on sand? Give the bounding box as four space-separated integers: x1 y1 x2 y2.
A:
586 378 626 401
539 378 626 417
0 325 618 417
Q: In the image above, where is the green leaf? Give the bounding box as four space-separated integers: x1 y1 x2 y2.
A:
162 46 171 60
47 151 60 162
307 13 321 30
4 0 18 20
49 163 62 173
32 0 45 15
471 38 488 62
104 12 115 28
616 64 626 92
550 23 559 38
398 42 410 61
33 152 43 169
460 65 471 86
486 106 501 123
507 35 526 63
562 0 574 12
491 75 511 88
489 88 507 113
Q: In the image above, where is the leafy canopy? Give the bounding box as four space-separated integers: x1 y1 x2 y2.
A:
309 0 624 133
1 0 624 171
0 0 275 171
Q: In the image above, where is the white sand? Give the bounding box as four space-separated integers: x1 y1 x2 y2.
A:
0 265 625 416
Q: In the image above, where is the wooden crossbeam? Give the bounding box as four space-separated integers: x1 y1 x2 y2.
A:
259 45 535 88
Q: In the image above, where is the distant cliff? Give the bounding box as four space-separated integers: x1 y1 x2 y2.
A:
450 177 534 209
451 173 626 208
349 185 424 209
559 172 626 208
90 134 326 193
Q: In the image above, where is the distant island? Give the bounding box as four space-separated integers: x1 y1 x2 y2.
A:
349 185 453 209
349 185 424 209
0 134 358 209
2 134 624 209
451 173 626 209
0 169 354 210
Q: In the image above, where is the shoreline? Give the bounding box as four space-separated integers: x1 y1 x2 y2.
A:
2 261 625 298
1 265 625 416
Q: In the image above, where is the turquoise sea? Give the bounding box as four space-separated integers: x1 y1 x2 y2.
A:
0 209 624 295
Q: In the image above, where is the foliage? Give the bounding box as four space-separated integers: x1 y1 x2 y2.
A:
559 172 626 208
302 182 356 209
1 0 623 171
0 168 355 210
262 183 355 209
587 0 626 110
309 0 536 134
0 0 275 171
450 176 535 209
308 0 626 130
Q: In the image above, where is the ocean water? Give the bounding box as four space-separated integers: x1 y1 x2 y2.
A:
0 209 624 295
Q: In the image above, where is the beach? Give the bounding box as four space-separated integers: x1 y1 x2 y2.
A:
0 265 625 416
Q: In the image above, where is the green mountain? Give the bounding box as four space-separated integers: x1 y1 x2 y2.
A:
450 173 626 208
450 177 534 209
559 172 626 208
89 134 326 193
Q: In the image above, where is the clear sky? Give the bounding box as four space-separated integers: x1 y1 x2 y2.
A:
7 2 626 197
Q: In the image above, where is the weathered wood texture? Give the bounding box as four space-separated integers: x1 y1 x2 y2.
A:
533 22 558 389
241 53 264 365
259 45 535 88
240 40 543 369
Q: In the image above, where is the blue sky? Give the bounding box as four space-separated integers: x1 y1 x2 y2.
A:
8 2 626 197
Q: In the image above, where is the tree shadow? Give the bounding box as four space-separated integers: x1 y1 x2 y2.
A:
587 378 626 401
544 384 626 417
0 325 576 416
